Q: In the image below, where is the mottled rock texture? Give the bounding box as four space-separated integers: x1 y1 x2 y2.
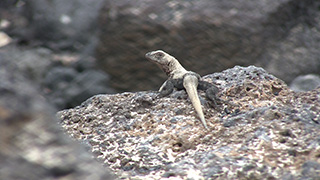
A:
58 66 320 179
0 54 115 180
96 0 320 91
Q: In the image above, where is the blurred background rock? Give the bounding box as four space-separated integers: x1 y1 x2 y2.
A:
96 0 320 91
1 0 319 109
0 0 114 110
0 43 115 180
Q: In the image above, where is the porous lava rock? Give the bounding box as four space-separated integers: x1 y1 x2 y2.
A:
58 66 320 179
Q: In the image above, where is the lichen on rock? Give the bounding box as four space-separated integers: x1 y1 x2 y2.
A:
58 65 320 179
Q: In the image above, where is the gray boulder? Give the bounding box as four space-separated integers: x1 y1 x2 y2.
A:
290 74 320 92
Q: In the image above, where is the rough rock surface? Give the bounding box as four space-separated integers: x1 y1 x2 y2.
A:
58 66 320 179
0 55 115 180
96 0 320 91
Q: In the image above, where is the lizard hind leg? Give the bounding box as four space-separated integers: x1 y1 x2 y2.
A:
159 79 184 97
183 75 208 129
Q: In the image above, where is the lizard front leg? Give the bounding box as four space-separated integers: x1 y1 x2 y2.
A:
159 79 184 97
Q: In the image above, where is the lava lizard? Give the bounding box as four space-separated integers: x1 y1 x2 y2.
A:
145 50 218 129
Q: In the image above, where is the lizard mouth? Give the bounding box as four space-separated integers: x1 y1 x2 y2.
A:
145 50 166 63
145 52 152 58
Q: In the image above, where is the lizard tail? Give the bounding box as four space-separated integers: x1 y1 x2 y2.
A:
183 75 208 129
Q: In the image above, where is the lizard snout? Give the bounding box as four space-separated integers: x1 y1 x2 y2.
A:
145 52 152 58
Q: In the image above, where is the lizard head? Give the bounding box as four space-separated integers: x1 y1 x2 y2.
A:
145 50 169 65
145 50 186 77
145 50 174 75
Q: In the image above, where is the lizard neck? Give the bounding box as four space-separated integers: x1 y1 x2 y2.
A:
167 59 188 79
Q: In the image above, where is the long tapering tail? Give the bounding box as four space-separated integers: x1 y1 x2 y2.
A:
183 75 208 129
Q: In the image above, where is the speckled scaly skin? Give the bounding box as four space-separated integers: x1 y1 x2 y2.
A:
145 50 218 129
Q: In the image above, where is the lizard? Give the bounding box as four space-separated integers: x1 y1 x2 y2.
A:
145 50 219 129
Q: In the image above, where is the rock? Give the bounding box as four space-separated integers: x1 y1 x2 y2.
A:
58 65 320 179
43 66 115 109
257 21 320 83
290 74 320 92
301 161 320 179
0 31 12 47
0 0 30 44
0 44 115 110
29 0 105 51
0 45 52 83
96 0 320 91
0 54 115 179
2 0 104 51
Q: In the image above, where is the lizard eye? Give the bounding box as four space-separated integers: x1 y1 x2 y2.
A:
155 52 164 59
